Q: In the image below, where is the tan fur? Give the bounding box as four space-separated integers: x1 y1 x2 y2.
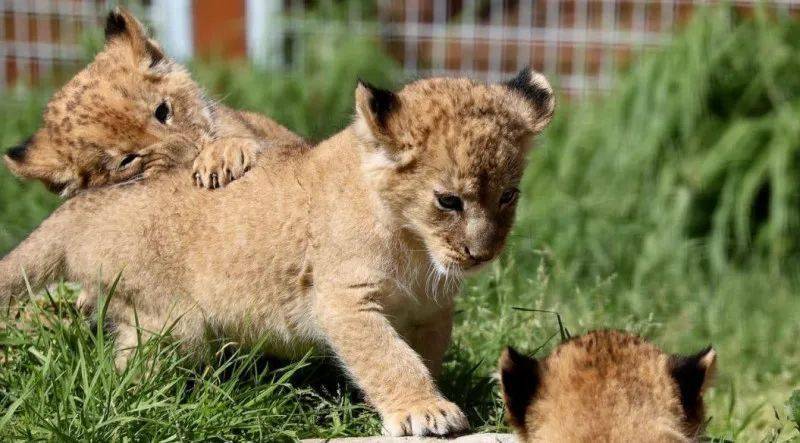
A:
0 70 554 436
499 330 717 443
2 8 304 196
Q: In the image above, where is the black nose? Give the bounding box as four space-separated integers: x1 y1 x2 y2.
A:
464 246 492 263
6 144 28 161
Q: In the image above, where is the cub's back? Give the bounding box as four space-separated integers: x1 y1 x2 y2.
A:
61 146 311 293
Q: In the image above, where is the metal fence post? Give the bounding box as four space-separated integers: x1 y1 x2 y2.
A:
151 0 193 62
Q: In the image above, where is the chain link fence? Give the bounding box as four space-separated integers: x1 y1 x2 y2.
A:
1 0 798 97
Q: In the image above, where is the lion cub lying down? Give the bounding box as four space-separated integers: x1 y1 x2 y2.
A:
500 330 717 442
0 69 554 436
3 7 303 196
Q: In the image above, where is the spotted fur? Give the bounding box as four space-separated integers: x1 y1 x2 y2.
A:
500 330 717 442
3 7 303 196
1 69 554 437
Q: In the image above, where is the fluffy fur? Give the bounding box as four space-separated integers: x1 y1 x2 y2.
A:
0 70 554 436
2 7 304 196
500 330 717 442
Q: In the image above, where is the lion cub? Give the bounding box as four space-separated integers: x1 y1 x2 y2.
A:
0 69 554 436
3 7 303 196
500 330 717 442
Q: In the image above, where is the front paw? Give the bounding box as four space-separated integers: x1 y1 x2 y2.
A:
381 398 469 437
192 138 260 189
74 289 95 315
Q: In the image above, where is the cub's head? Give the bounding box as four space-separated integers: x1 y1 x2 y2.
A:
3 7 212 196
354 69 555 275
500 330 717 442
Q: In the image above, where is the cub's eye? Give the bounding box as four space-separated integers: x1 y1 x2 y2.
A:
154 101 171 124
118 153 139 169
500 188 519 206
435 193 463 212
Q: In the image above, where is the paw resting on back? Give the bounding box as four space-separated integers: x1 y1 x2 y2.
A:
192 138 262 189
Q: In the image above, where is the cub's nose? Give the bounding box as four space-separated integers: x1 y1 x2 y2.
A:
464 245 493 264
5 144 28 162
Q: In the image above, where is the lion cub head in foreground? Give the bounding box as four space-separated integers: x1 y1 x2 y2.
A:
356 69 554 276
500 330 716 442
3 8 213 196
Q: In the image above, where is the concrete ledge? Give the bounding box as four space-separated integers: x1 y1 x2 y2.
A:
301 433 515 443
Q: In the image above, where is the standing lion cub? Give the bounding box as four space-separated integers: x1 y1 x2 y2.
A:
0 68 554 436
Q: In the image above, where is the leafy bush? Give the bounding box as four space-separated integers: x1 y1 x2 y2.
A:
0 89 59 254
525 6 800 280
192 29 400 141
790 390 800 432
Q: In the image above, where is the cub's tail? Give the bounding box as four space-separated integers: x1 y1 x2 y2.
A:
0 214 67 309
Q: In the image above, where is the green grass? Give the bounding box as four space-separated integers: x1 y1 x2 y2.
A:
2 4 800 441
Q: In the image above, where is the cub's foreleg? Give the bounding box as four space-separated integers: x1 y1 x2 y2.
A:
0 212 68 309
105 294 208 371
314 282 468 437
405 307 454 380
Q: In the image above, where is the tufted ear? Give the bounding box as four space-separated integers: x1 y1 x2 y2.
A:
355 80 400 140
504 67 555 134
355 80 413 166
499 347 540 434
669 346 717 426
104 7 165 69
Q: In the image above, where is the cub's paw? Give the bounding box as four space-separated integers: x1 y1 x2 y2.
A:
74 289 96 315
192 138 261 189
381 398 469 437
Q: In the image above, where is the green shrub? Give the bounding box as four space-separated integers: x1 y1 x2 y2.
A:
790 390 800 432
525 6 800 280
192 29 400 141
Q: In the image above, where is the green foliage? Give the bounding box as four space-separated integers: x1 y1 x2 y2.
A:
192 31 400 141
0 286 380 441
790 391 800 432
0 89 59 255
528 6 800 277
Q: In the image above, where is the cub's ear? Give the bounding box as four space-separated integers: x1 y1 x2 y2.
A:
104 7 165 69
499 347 540 433
354 80 412 166
504 67 555 134
669 346 717 424
354 80 399 143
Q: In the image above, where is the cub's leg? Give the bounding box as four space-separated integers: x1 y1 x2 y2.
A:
105 296 207 371
405 308 454 380
74 287 97 315
314 282 468 437
0 208 69 309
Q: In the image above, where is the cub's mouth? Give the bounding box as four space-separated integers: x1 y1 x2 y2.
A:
431 254 492 277
460 259 493 274
45 181 69 194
